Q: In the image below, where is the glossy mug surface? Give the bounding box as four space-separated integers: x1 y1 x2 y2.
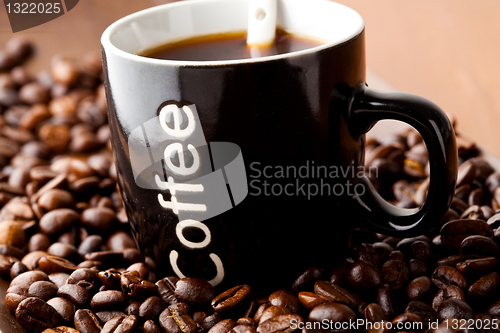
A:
101 0 457 291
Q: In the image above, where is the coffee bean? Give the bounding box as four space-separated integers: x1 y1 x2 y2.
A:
90 290 128 311
175 277 215 306
376 284 396 319
348 260 382 291
440 219 492 249
257 305 290 325
408 259 428 277
77 235 102 256
268 290 299 314
47 242 78 261
437 298 473 321
391 312 424 329
309 303 356 325
57 284 91 307
48 272 71 288
356 243 381 267
16 297 62 333
46 297 75 323
290 267 324 293
313 280 357 308
19 83 50 105
101 315 138 333
297 292 325 311
432 285 466 312
38 189 75 211
380 260 409 290
139 296 166 320
10 260 29 279
95 311 126 323
81 207 116 231
143 320 162 333
467 272 500 301
159 307 197 333
232 324 257 333
74 309 102 333
0 220 26 248
212 285 252 315
121 271 157 298
37 255 77 274
126 262 149 280
407 276 432 302
405 301 436 324
28 281 58 301
460 235 500 257
67 268 100 293
364 303 388 323
256 314 302 333
207 318 237 333
431 266 467 290
11 270 49 289
456 257 497 276
39 209 79 236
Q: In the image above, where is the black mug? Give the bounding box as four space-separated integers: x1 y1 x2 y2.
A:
101 0 457 291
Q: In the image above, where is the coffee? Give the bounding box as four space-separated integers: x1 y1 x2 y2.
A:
139 28 323 61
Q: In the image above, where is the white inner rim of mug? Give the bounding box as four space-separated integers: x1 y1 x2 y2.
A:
101 0 365 66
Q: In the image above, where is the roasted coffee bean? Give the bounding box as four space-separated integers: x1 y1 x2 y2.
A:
431 266 467 290
297 292 325 311
57 284 91 307
38 189 75 211
101 315 138 333
74 309 102 333
67 268 100 292
99 269 122 290
28 281 58 301
313 280 357 308
39 209 79 236
364 303 388 323
41 326 80 333
10 270 49 289
207 318 237 333
309 303 356 325
432 285 466 312
90 290 128 311
328 260 350 287
159 307 197 333
460 235 500 257
256 314 302 333
10 260 29 279
156 276 178 305
46 297 75 323
77 235 102 256
290 267 324 293
408 259 428 277
380 260 409 290
175 277 215 306
467 272 500 301
0 220 26 248
268 290 299 314
437 298 473 321
232 324 257 333
121 271 157 298
95 311 126 323
391 312 424 329
257 305 290 325
47 243 78 261
406 276 432 302
387 250 406 262
37 255 77 274
348 260 382 291
48 272 71 288
126 262 149 280
356 243 380 267
212 285 252 314
456 257 497 276
139 296 166 320
440 219 493 249
405 301 436 324
80 207 116 231
143 320 162 333
376 284 396 319
16 297 62 333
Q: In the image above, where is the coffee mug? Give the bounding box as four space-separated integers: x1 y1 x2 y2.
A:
101 0 457 291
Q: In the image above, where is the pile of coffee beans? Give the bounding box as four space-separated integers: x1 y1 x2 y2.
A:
1 37 500 333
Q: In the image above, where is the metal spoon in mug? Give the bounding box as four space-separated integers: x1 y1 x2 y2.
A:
246 0 277 58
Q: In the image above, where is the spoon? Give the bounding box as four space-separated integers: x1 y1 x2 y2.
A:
246 0 277 58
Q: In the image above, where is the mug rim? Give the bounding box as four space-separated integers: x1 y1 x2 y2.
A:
101 0 365 67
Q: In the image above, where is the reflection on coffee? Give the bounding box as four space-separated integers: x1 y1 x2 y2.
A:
139 28 324 61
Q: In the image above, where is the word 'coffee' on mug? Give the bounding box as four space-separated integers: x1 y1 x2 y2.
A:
127 103 248 286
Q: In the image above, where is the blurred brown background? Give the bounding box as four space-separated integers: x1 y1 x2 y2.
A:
0 0 499 154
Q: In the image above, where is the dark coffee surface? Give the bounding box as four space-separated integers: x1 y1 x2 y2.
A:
140 29 323 61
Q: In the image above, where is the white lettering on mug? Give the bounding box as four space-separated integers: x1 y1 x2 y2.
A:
157 193 207 214
155 175 204 194
169 250 225 287
176 219 211 248
159 104 196 138
164 143 200 176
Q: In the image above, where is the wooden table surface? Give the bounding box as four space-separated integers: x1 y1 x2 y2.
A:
1 0 499 155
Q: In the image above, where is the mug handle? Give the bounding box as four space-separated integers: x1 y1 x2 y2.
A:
347 83 458 236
